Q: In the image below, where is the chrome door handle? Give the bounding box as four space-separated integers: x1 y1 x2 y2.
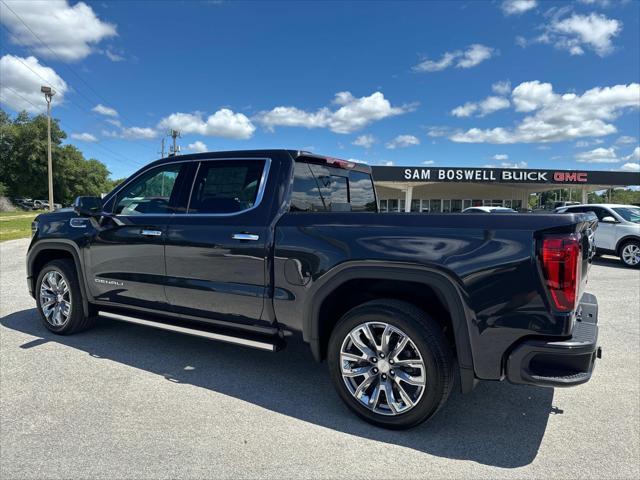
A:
232 233 259 241
141 229 162 236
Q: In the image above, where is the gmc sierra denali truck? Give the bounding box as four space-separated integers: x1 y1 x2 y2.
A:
27 150 601 429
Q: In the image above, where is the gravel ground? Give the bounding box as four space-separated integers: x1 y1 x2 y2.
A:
1 237 639 479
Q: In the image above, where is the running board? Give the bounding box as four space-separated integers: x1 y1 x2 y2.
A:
99 311 280 352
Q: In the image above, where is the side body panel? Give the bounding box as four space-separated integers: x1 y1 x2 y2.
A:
273 212 588 380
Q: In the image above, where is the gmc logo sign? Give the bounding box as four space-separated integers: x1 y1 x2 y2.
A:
554 172 588 183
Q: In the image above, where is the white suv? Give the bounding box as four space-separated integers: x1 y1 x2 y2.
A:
556 204 640 268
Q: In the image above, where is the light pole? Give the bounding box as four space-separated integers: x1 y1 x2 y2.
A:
41 86 55 211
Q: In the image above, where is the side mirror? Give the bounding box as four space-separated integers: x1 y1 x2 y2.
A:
601 216 617 223
73 196 103 217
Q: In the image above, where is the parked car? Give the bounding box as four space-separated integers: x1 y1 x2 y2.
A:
27 150 601 429
556 203 640 268
13 197 34 210
462 206 517 213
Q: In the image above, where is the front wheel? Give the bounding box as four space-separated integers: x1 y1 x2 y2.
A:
328 299 454 429
620 240 640 268
36 259 96 334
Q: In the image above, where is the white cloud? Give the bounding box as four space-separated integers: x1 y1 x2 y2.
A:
493 154 509 160
501 0 537 15
422 160 435 165
426 126 455 137
413 44 494 72
0 55 68 113
383 161 394 166
70 132 97 142
92 103 118 117
450 81 639 144
353 134 375 148
575 147 619 163
159 109 255 139
385 134 420 149
620 162 640 172
625 147 640 161
578 0 612 8
575 138 604 148
615 136 637 145
255 92 412 134
0 0 117 62
103 125 157 140
501 161 528 168
105 49 124 62
187 141 208 153
451 95 510 117
545 13 622 57
492 80 512 96
457 44 495 68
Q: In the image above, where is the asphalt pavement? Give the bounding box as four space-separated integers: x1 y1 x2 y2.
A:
1 237 639 479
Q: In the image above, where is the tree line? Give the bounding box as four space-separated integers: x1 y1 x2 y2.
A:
0 109 124 206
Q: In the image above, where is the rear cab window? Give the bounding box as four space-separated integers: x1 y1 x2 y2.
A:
290 161 377 212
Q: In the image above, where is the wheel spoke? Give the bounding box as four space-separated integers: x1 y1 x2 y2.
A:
349 330 376 359
362 323 380 351
354 374 376 400
380 324 392 354
395 381 415 409
341 351 367 363
394 369 425 386
342 364 373 378
389 335 409 360
368 382 382 408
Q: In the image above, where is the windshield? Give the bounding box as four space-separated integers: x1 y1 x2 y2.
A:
613 207 640 223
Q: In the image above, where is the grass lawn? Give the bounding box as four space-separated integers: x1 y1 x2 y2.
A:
0 211 38 242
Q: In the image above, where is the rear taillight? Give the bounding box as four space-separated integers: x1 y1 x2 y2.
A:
541 234 582 312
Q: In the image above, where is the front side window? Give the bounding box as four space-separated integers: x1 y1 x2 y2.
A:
188 160 265 214
114 164 183 215
613 207 640 223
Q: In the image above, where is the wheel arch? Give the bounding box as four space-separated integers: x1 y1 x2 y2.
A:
303 262 477 393
615 235 640 256
28 241 91 317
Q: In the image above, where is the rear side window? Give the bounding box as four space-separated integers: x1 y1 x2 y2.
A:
290 162 376 212
188 160 265 214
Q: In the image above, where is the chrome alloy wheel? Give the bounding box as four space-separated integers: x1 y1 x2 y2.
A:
621 244 640 266
340 321 426 416
39 270 71 326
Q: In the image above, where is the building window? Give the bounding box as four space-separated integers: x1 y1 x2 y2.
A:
463 199 472 210
513 200 522 211
442 199 451 213
472 199 482 207
430 199 441 213
379 199 388 212
389 199 399 212
504 199 512 208
411 199 421 212
451 199 462 212
399 199 406 212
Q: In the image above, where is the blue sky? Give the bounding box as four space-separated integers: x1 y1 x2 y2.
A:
1 0 639 179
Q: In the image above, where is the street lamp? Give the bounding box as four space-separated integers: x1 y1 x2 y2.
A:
41 86 55 211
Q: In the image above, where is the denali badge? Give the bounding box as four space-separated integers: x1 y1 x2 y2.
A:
94 278 124 286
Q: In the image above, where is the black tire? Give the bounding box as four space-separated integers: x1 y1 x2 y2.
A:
619 240 640 268
328 299 454 429
35 259 96 334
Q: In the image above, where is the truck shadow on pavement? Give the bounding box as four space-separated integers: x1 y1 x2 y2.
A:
2 308 556 468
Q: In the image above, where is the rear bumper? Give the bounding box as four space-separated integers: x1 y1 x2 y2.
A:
507 293 600 388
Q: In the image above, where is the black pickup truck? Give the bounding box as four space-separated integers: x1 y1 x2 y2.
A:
27 150 601 429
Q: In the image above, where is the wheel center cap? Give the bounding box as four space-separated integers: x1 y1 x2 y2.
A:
377 359 391 374
56 294 63 303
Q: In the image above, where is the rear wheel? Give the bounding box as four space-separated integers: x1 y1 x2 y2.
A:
620 240 640 268
328 299 454 429
36 259 95 334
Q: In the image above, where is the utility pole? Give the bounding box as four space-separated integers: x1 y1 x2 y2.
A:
159 137 166 158
168 129 181 156
41 86 55 211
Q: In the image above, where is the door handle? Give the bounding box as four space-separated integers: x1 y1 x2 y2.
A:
141 229 162 237
232 233 260 241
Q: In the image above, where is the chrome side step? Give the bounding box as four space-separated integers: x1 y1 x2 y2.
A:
99 311 279 351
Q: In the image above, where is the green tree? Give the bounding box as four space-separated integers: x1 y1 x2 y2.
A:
0 108 117 205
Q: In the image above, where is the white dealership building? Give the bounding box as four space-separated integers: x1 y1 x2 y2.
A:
370 166 640 212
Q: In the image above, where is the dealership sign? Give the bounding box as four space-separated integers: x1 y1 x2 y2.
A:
372 166 639 186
